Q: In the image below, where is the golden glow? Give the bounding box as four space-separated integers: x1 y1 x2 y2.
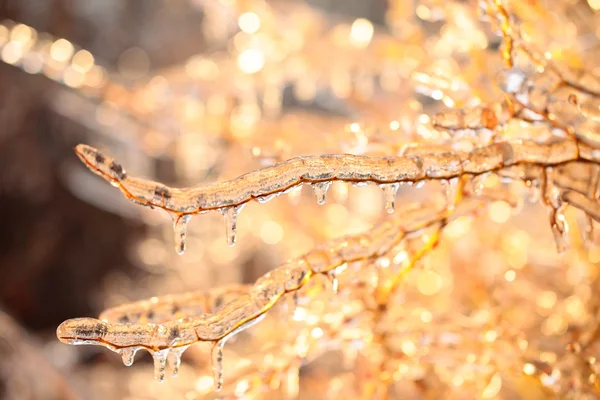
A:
50 38 74 63
237 49 265 74
417 270 443 296
589 246 600 263
71 49 94 73
63 66 85 88
481 373 502 398
311 327 324 338
349 18 374 48
260 221 284 245
185 56 219 80
0 25 8 46
118 47 150 80
536 291 557 309
238 12 261 34
22 53 43 74
1 42 23 64
85 65 106 88
504 269 516 282
10 24 33 44
14 1 600 397
401 340 417 356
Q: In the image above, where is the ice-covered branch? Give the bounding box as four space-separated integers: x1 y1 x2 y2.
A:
56 200 470 389
75 138 599 253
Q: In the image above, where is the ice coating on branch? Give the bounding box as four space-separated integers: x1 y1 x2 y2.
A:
57 201 465 386
570 94 600 121
256 193 279 204
73 138 600 257
73 138 598 252
55 184 600 387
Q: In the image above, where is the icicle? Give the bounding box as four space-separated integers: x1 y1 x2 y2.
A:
472 174 487 194
152 349 169 382
526 181 540 203
442 178 459 209
211 314 266 391
256 193 278 204
168 345 189 377
380 183 400 214
172 214 192 255
311 182 332 205
211 341 225 391
118 346 140 367
329 271 339 293
551 205 569 254
220 204 244 247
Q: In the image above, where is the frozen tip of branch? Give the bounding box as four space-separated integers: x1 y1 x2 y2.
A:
74 144 127 181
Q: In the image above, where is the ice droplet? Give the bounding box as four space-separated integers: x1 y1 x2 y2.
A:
152 349 169 382
172 214 192 255
210 314 267 391
119 347 140 366
311 182 332 205
380 183 400 213
220 204 245 247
